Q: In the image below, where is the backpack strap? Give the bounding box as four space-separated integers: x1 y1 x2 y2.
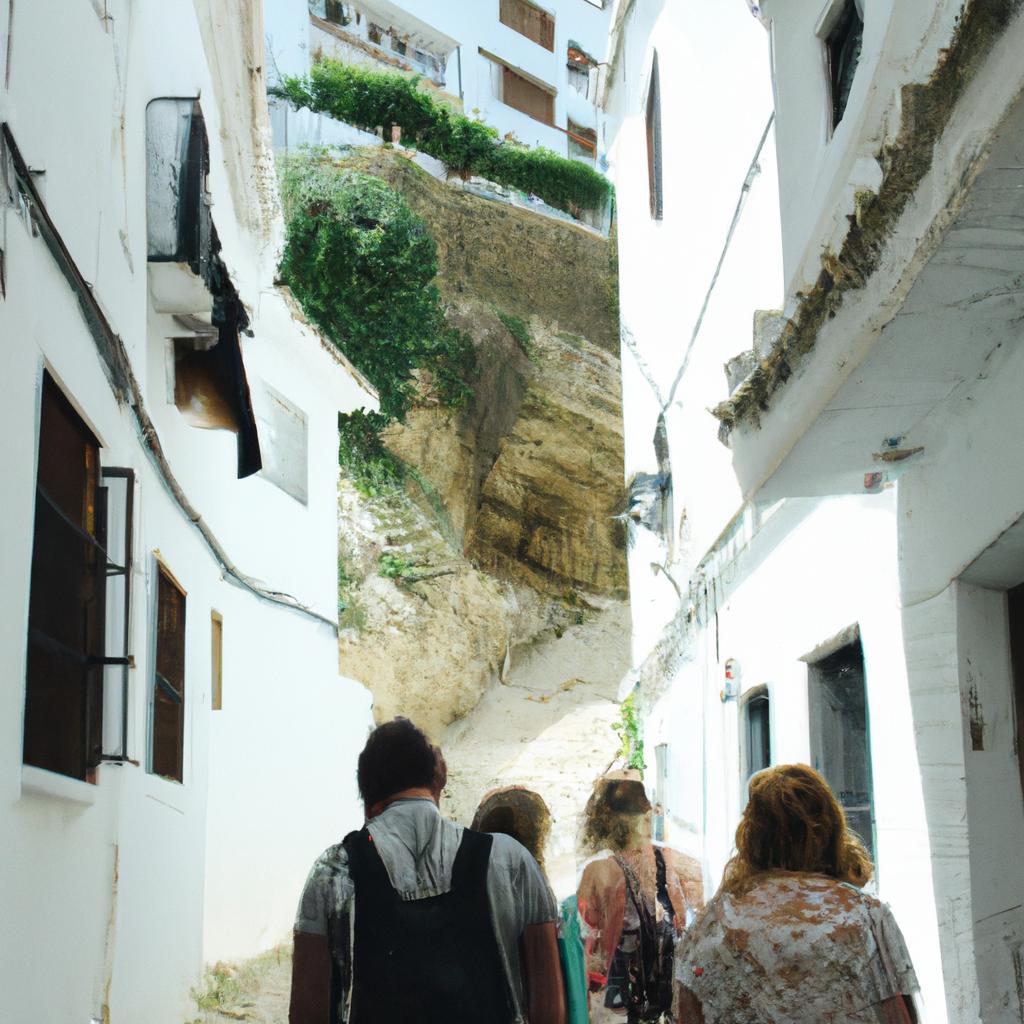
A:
653 847 678 925
450 826 494 892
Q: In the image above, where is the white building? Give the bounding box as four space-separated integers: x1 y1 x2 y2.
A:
602 0 1024 1020
0 2 374 1021
265 0 614 165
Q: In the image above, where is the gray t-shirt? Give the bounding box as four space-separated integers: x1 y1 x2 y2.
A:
295 798 557 1023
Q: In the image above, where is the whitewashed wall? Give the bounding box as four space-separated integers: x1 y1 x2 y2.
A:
896 319 1024 1021
0 1 374 1020
645 495 946 1021
608 1 951 1019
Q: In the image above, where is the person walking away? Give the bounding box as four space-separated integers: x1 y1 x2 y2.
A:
576 771 703 1023
289 718 566 1024
675 763 920 1024
471 786 589 1024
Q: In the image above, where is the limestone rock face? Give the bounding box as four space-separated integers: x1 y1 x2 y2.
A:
337 478 587 737
384 310 628 600
468 322 628 598
336 147 628 739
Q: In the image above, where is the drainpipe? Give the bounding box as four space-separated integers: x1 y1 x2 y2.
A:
456 45 463 102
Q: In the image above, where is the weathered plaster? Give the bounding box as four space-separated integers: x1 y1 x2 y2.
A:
715 0 1024 434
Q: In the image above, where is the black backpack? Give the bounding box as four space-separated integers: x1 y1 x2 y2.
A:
604 848 677 1023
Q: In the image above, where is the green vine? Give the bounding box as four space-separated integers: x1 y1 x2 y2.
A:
337 409 406 497
378 551 414 579
496 309 533 356
611 692 646 774
271 60 613 217
279 154 476 488
280 155 475 423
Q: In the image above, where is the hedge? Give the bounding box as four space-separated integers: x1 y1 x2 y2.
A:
271 60 613 217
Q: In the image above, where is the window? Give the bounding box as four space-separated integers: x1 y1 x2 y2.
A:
254 382 309 504
567 43 598 99
808 636 875 862
645 51 663 220
173 333 243 432
824 0 864 129
146 99 209 267
503 66 554 124
567 119 597 164
147 99 264 481
211 611 223 712
500 0 555 52
23 374 106 780
482 50 556 125
323 0 351 26
741 686 771 782
151 563 186 782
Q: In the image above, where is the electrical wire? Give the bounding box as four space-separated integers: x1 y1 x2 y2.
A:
663 111 775 412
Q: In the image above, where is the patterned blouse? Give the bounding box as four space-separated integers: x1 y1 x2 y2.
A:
675 872 919 1024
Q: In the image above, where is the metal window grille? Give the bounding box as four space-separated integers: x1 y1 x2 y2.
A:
23 374 133 781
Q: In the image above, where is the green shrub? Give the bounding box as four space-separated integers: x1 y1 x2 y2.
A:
272 60 613 216
611 692 646 774
338 409 406 497
280 157 474 422
378 551 413 579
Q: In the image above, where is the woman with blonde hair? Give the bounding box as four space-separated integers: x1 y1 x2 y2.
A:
675 764 919 1023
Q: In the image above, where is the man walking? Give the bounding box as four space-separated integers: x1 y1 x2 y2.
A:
289 718 566 1024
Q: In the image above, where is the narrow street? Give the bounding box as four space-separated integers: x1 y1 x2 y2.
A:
6 1 1024 1022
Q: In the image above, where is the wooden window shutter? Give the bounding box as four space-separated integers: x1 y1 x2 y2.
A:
23 373 106 781
152 564 186 782
499 0 555 52
502 66 554 125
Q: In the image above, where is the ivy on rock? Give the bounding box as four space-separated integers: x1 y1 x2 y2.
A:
279 154 475 491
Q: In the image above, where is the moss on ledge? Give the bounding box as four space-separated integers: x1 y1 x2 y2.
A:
714 0 1024 433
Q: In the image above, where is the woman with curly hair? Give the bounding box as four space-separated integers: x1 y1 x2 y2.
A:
675 764 920 1023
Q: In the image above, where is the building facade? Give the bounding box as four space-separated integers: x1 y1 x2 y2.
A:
264 0 614 165
604 0 1024 1021
0 2 374 1021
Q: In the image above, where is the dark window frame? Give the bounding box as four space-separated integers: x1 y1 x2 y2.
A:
740 685 772 785
23 373 107 781
824 0 864 131
807 634 877 865
150 559 187 783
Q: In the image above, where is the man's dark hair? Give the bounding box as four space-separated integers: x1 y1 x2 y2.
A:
357 718 437 807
